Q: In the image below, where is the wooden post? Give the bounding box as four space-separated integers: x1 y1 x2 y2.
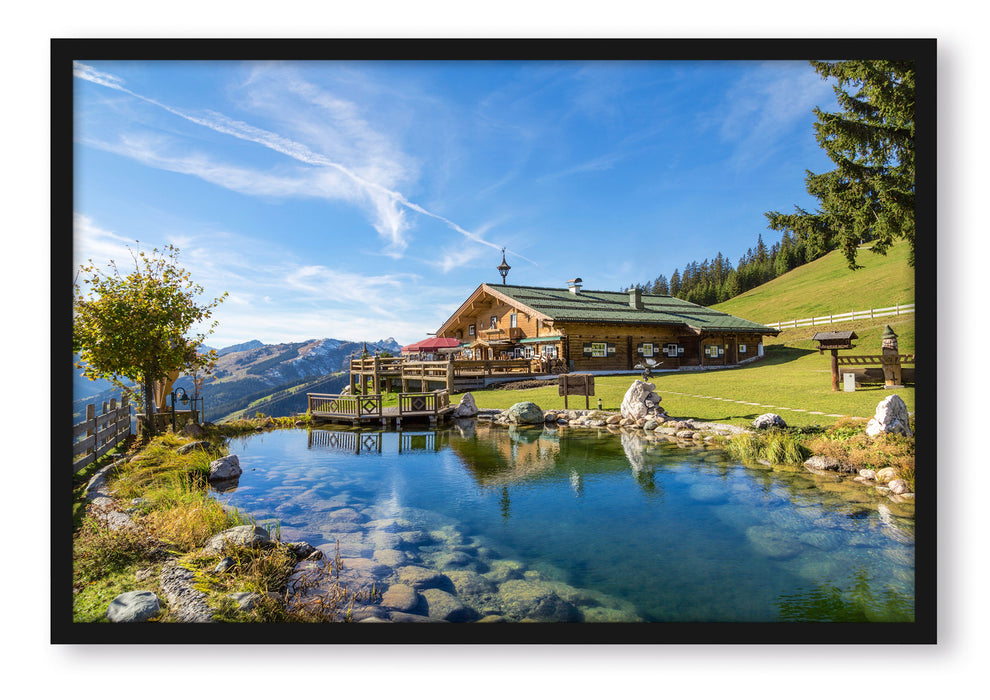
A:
446 357 455 391
86 403 96 457
373 356 381 394
830 349 839 392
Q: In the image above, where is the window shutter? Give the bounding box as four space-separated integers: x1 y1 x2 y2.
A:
607 343 616 356
582 343 593 357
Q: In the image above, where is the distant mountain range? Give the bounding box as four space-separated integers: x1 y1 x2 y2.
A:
72 337 402 423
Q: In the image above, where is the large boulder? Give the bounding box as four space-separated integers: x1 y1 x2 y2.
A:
866 395 913 437
753 413 787 430
803 455 857 474
453 392 479 418
106 590 161 622
620 380 664 422
505 402 544 425
208 455 241 481
204 525 271 554
497 579 581 622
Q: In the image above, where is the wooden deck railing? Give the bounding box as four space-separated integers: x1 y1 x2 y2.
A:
73 397 131 473
398 389 450 415
308 393 383 419
451 359 532 376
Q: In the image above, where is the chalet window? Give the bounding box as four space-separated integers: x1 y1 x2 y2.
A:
469 324 475 336
490 315 498 329
638 342 655 358
664 343 681 357
705 345 724 358
543 345 558 358
510 313 517 328
739 344 747 353
582 342 614 358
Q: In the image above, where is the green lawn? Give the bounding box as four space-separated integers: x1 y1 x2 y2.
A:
713 241 915 324
452 316 915 429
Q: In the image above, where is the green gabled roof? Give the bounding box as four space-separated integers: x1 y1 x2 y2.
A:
488 283 779 335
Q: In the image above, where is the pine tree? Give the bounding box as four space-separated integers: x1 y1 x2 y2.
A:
766 60 916 268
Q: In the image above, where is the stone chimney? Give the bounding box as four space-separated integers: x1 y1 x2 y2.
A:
567 278 583 294
628 287 643 309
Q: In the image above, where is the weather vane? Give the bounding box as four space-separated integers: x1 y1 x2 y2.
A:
497 248 511 284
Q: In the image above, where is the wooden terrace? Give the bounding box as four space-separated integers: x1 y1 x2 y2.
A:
349 357 540 394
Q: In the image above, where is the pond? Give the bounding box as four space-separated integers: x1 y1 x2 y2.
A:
213 422 915 623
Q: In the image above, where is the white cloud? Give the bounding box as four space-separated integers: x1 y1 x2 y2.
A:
716 62 836 170
74 61 529 264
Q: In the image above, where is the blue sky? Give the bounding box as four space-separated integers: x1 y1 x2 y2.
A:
73 59 838 348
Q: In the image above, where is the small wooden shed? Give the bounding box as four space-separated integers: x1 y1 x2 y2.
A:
812 331 858 391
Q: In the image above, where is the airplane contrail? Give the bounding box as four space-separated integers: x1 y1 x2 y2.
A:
73 61 537 266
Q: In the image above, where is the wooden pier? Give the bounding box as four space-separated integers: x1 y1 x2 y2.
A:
307 389 455 427
349 357 539 394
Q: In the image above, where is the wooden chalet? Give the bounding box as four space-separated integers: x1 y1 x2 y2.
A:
434 279 780 373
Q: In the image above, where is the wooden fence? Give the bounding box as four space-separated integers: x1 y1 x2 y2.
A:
73 397 131 473
767 303 915 331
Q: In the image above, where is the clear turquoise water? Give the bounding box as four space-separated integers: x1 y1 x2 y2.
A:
215 424 915 622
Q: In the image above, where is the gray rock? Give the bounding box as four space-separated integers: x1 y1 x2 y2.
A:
505 402 545 425
228 592 261 611
753 413 787 430
746 525 804 560
420 588 479 622
453 392 479 418
204 525 271 554
214 556 236 573
803 455 858 474
888 479 911 495
286 541 317 559
620 380 663 421
106 591 161 622
497 579 581 622
159 561 214 622
444 570 501 616
177 440 211 455
208 455 241 481
180 423 207 439
396 565 453 591
381 583 422 613
865 394 913 437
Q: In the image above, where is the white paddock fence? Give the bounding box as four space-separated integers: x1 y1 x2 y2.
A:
767 303 915 331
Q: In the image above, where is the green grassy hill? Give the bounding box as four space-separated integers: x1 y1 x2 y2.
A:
713 241 914 325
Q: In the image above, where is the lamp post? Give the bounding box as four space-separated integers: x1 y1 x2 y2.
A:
169 386 190 432
497 248 511 284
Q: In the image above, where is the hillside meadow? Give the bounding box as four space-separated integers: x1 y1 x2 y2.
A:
713 241 914 324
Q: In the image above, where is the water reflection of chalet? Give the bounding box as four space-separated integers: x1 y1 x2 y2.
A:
435 278 780 372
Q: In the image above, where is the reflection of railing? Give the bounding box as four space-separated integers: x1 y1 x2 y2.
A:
306 429 448 454
399 432 449 452
308 430 382 454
